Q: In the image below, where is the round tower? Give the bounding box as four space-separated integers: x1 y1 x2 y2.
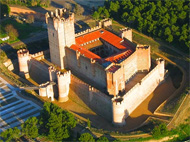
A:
112 97 126 126
17 49 30 79
39 84 47 97
57 70 71 102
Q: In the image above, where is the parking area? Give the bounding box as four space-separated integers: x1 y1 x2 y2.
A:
0 77 41 132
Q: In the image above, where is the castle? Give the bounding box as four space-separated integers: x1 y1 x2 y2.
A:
17 9 166 126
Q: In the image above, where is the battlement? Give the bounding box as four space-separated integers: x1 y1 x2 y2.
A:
156 58 164 64
120 27 131 32
112 97 124 105
120 27 132 41
99 18 112 28
17 49 29 57
30 51 44 60
75 26 101 37
45 8 74 24
57 70 71 78
136 44 150 50
48 66 56 72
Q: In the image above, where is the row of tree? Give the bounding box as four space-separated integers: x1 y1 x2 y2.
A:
0 102 77 141
0 0 50 7
93 0 189 51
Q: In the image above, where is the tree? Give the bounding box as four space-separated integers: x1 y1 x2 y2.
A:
92 11 99 20
78 133 95 142
0 3 10 18
39 102 77 141
152 123 168 138
21 117 38 139
87 118 91 129
0 127 21 142
5 24 19 40
97 136 109 142
27 15 35 23
103 9 110 18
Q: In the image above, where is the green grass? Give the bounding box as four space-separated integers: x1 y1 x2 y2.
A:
0 18 44 43
160 87 189 114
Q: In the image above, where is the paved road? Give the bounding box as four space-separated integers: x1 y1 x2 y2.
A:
0 31 48 51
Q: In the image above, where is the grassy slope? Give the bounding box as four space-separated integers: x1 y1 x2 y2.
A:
0 18 44 43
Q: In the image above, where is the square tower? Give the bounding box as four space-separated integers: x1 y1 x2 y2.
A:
45 9 75 69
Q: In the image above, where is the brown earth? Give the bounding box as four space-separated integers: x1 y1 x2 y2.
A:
38 75 176 132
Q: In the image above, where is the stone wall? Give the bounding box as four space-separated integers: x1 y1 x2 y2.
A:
123 60 165 115
66 47 106 90
29 59 49 84
112 59 165 125
75 26 101 37
70 75 112 121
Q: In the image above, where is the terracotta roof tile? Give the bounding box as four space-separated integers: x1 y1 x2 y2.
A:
70 44 101 60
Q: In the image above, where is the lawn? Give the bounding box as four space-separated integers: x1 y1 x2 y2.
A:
0 18 45 43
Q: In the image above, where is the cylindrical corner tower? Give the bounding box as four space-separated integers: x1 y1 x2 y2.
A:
39 84 47 97
17 49 30 79
57 70 71 102
112 97 126 126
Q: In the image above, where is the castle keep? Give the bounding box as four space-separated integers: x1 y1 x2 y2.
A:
17 9 166 126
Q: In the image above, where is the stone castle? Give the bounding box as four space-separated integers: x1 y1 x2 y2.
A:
17 9 166 126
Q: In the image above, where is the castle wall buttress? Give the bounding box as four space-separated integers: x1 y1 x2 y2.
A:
136 45 151 71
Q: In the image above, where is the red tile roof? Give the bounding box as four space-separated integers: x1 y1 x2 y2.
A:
72 29 135 65
75 29 134 50
70 44 101 60
105 50 133 63
107 65 120 73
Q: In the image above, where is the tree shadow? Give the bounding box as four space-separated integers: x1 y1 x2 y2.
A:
75 20 91 33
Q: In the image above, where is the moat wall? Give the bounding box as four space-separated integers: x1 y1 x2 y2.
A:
70 75 112 121
123 62 164 116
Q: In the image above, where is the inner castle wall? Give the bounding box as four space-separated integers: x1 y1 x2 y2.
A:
66 47 107 90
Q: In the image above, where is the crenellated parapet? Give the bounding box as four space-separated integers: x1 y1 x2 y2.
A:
57 70 71 102
75 26 101 37
30 51 44 60
98 18 112 28
112 97 126 126
39 81 54 101
17 49 30 79
45 8 74 30
120 27 132 42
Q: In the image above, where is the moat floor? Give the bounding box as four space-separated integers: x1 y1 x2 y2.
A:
40 76 176 132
